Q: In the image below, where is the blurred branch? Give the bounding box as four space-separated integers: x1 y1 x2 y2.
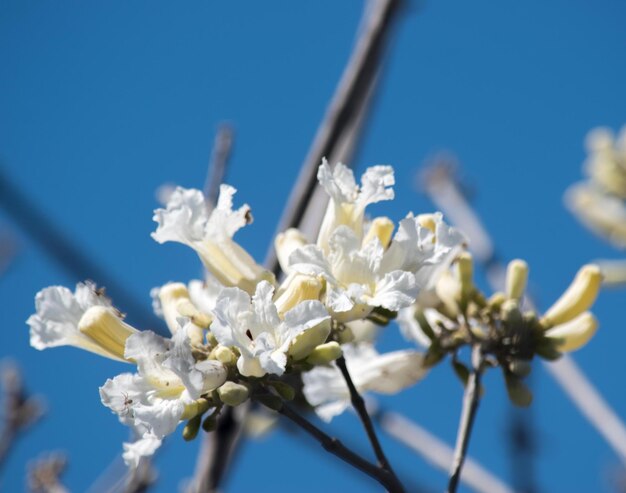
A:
0 167 162 333
0 361 45 474
265 0 403 272
0 229 18 277
203 124 234 210
380 411 514 493
27 452 68 493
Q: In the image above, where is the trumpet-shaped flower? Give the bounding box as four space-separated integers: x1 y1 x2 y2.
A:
302 343 427 422
100 328 227 466
27 282 137 362
317 160 395 251
290 212 465 322
210 281 330 377
152 185 274 293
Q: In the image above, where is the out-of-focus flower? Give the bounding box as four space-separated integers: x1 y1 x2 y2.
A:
27 282 137 362
152 185 274 293
302 343 427 422
100 329 227 466
210 281 331 377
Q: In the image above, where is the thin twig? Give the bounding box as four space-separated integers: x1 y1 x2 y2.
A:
273 400 406 493
335 356 394 472
264 0 403 272
448 345 484 493
0 361 45 475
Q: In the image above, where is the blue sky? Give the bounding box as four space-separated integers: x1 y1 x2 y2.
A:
1 1 626 491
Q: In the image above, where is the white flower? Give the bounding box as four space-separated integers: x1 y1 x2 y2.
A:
302 343 427 422
99 328 227 466
123 433 162 469
565 182 626 248
210 281 331 377
27 282 137 362
317 160 395 251
584 126 626 199
152 185 274 293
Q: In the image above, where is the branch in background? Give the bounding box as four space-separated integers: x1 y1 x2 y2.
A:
27 452 68 493
265 0 403 271
123 460 157 493
0 229 18 277
204 124 234 210
380 411 514 493
0 167 163 334
0 361 45 474
447 345 484 493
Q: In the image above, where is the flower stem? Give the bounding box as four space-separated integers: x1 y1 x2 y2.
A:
448 345 484 493
335 356 396 473
274 400 405 493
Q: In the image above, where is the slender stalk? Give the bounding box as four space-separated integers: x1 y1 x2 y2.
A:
448 345 484 493
274 401 405 493
335 356 394 473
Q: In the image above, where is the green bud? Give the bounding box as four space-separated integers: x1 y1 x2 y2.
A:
306 342 343 365
423 345 446 368
501 299 523 327
487 292 506 311
535 338 562 361
202 413 218 432
505 259 529 301
504 372 533 407
456 253 474 300
267 381 296 401
217 382 250 407
182 415 201 441
336 325 355 344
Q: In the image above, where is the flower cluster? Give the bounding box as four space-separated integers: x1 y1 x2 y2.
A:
27 160 601 469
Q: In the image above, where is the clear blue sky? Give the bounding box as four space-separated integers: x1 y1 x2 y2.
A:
1 1 626 492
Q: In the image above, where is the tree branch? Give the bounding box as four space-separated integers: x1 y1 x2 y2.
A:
272 401 405 493
335 356 395 475
448 345 484 493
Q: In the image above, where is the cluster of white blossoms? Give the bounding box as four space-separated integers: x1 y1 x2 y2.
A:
565 125 626 248
27 159 600 468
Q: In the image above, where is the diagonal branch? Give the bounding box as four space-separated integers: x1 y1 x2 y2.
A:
448 345 484 493
335 356 394 473
270 400 405 493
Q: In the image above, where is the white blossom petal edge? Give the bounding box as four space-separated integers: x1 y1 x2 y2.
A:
152 185 274 293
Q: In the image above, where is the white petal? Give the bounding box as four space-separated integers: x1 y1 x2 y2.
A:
122 433 162 469
151 187 209 245
368 270 418 311
317 159 358 204
356 165 395 211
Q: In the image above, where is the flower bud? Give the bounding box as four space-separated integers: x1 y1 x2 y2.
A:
78 306 138 361
504 373 533 407
505 259 528 301
213 345 237 365
501 299 523 327
416 213 437 234
363 217 394 248
508 359 532 378
540 265 602 328
275 228 308 274
544 312 598 352
305 342 343 365
267 381 295 401
181 398 211 420
289 317 332 361
274 273 323 316
182 415 201 441
217 382 250 407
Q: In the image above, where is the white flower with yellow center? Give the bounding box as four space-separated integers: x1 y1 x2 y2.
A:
210 281 331 377
152 185 274 293
100 328 227 466
316 160 395 252
27 282 138 362
289 213 465 322
302 343 427 422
